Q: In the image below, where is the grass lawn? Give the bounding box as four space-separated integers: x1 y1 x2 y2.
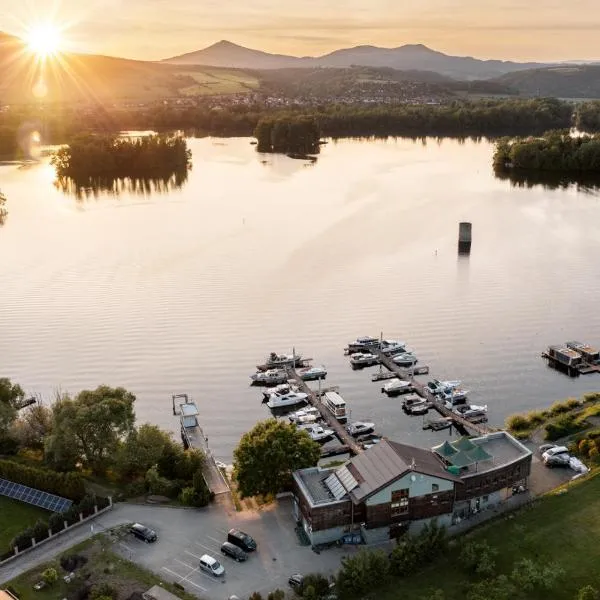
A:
377 472 600 600
0 496 49 551
7 536 198 600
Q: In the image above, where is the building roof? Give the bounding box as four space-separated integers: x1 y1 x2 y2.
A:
433 440 458 458
293 467 345 507
347 439 462 503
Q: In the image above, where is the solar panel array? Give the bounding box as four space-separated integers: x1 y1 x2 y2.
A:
0 478 73 513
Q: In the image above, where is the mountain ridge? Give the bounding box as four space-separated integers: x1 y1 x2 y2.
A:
162 40 552 80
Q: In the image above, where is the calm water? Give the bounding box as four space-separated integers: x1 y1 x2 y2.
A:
1 136 600 461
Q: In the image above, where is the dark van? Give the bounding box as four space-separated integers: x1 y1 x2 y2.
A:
227 528 257 552
220 541 248 562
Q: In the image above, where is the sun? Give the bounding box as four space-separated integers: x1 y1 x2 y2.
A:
26 24 61 57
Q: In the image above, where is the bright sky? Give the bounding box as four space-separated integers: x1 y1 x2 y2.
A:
5 0 600 62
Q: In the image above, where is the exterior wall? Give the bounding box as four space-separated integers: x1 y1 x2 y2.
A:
454 455 531 502
407 513 453 535
365 472 454 506
360 524 390 545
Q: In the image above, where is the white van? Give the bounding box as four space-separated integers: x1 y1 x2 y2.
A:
199 554 225 577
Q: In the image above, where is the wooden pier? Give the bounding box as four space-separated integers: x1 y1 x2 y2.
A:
286 367 363 455
370 349 493 436
172 394 230 496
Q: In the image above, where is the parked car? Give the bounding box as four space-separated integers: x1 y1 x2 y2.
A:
542 445 569 460
221 541 248 562
289 573 304 591
227 528 257 552
545 453 571 468
129 523 157 543
538 443 557 455
199 554 225 577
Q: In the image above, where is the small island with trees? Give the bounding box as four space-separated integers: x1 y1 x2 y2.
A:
50 133 192 192
494 130 600 174
254 116 321 154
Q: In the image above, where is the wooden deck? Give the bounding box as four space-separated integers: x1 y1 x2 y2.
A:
370 349 493 436
285 366 363 455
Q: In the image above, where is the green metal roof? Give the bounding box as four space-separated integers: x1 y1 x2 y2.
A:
449 450 477 468
467 445 493 463
452 436 476 452
433 440 458 458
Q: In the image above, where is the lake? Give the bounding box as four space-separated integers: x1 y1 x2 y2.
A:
1 136 600 461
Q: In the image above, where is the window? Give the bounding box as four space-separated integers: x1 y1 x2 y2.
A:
391 489 409 517
432 483 439 492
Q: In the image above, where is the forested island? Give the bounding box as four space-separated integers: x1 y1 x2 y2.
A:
50 134 191 191
2 98 596 159
254 116 321 153
493 130 600 173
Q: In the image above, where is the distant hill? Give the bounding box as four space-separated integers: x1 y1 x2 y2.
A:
163 40 549 80
493 65 600 99
0 33 259 104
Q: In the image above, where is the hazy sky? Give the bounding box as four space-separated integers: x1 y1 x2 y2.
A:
5 0 600 61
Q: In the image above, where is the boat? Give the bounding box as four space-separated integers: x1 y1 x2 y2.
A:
350 352 379 368
406 401 430 416
289 407 320 424
261 352 304 369
382 379 413 396
266 392 308 410
346 421 375 437
298 424 334 443
357 433 382 449
346 336 380 354
423 417 453 431
379 340 407 356
392 352 418 367
262 382 299 400
323 391 348 423
441 388 469 405
250 369 288 386
297 365 327 381
426 379 461 396
402 393 424 410
453 404 488 418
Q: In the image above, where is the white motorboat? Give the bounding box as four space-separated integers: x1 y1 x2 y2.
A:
406 402 430 416
392 352 418 367
299 424 334 443
346 421 375 437
453 404 488 418
262 352 304 368
298 365 327 381
380 340 407 356
251 369 288 386
346 336 380 354
350 352 379 367
382 379 412 396
441 388 470 405
262 382 299 400
426 379 461 395
289 407 320 424
266 392 308 410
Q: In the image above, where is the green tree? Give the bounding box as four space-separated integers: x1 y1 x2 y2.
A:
577 585 600 600
0 378 24 436
42 568 58 585
336 549 390 600
45 386 135 473
233 419 320 498
300 574 331 599
11 403 52 450
459 541 498 577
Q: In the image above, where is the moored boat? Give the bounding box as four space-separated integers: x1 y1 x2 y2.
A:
251 369 288 386
346 336 380 354
262 382 299 400
297 365 327 381
289 407 320 424
382 378 412 396
266 392 308 410
298 424 334 443
392 352 418 367
406 401 430 416
426 379 461 396
346 421 375 437
452 404 488 418
261 352 304 369
380 340 407 356
350 352 379 368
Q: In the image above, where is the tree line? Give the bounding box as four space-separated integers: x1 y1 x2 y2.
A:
4 98 600 158
494 130 600 173
0 379 211 507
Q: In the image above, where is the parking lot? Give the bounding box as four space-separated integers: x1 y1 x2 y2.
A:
114 498 347 600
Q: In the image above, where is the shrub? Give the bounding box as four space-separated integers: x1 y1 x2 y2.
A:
267 590 286 600
145 466 179 498
526 410 546 426
49 512 66 534
549 400 573 416
249 593 264 600
61 554 88 572
582 392 600 404
42 568 58 585
506 414 529 431
11 527 34 551
32 519 50 542
124 479 147 498
566 397 582 410
337 549 390 599
578 585 600 600
77 494 97 517
90 583 116 600
300 574 331 598
579 439 591 456
459 541 498 577
545 414 583 441
590 447 600 462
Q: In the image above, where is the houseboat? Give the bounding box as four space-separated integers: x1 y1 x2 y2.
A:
565 341 600 364
346 336 380 354
545 345 582 368
323 391 348 423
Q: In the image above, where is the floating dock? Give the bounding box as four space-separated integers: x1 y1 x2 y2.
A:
369 348 493 436
172 394 230 496
285 366 363 455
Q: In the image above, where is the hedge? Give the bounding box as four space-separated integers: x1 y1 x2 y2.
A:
0 459 85 500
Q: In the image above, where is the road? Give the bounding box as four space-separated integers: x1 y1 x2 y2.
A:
0 500 349 599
